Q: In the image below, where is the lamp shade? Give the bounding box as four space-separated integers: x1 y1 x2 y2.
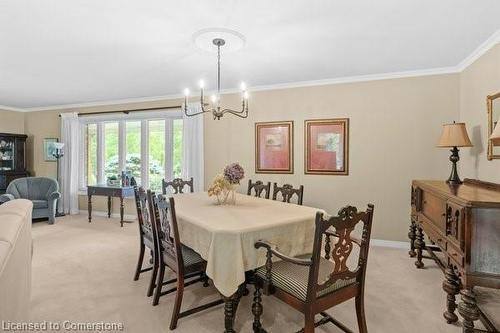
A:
437 122 473 148
490 120 500 145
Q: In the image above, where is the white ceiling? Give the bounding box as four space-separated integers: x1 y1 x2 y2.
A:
0 0 499 110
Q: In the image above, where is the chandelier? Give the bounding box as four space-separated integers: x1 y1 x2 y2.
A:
183 38 248 120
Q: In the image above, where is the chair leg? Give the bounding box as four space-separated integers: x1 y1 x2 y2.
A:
169 276 185 330
202 272 210 287
147 250 159 297
152 261 166 306
355 295 368 333
304 311 315 333
252 285 263 333
133 244 145 281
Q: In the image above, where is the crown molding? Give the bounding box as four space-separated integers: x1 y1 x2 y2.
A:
10 66 460 113
20 92 186 112
3 28 499 113
0 104 25 112
456 28 500 72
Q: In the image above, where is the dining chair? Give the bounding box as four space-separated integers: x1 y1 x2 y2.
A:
162 177 194 194
247 179 271 199
132 186 158 297
272 183 304 205
252 204 375 333
147 190 223 330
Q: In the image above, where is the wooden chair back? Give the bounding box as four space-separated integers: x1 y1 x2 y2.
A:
162 177 194 194
134 186 153 238
307 204 374 302
147 190 184 275
272 183 304 205
247 179 271 199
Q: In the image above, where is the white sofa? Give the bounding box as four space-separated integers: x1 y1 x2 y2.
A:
0 199 32 321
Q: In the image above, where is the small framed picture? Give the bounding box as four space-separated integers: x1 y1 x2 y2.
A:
43 138 58 162
305 118 349 175
255 121 293 174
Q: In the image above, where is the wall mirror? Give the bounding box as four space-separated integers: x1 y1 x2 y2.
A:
487 92 500 160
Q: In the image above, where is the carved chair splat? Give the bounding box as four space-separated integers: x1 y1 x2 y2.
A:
253 204 375 333
272 183 304 205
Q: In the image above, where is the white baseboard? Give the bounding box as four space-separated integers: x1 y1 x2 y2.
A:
78 210 137 221
371 239 409 249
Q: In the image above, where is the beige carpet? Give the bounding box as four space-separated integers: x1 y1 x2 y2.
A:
28 215 499 333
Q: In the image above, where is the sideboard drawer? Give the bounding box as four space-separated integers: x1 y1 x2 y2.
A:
447 243 464 268
423 222 447 251
422 191 446 232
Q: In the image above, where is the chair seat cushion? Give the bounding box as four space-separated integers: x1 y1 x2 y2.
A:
181 245 205 267
256 255 356 301
31 200 48 209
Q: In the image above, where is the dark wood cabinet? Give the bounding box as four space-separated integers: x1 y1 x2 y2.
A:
0 133 28 194
409 179 500 332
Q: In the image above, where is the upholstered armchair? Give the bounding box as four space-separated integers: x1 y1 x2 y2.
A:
0 177 61 224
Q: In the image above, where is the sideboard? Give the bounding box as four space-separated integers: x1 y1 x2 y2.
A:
410 179 500 332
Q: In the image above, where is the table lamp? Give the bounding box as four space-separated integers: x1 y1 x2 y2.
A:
436 122 472 185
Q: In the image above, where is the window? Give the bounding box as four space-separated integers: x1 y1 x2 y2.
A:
81 111 183 192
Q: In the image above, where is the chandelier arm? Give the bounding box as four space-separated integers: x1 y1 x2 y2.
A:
221 108 249 118
184 105 211 117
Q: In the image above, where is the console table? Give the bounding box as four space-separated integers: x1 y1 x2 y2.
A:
409 179 500 332
87 185 135 227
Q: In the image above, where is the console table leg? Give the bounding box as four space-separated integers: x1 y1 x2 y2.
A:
442 265 460 323
120 197 124 227
458 288 480 333
414 225 425 268
408 219 417 257
107 196 112 218
87 194 92 223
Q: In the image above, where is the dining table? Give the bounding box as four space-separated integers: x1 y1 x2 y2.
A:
172 191 323 333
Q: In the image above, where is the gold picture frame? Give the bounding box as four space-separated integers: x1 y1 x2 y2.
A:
255 121 294 174
487 92 500 160
304 118 349 175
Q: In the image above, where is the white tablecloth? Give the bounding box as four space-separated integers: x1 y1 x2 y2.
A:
173 192 322 297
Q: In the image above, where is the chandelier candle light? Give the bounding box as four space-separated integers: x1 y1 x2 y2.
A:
183 38 249 120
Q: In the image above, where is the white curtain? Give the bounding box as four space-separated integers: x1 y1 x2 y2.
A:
182 103 204 192
60 112 80 215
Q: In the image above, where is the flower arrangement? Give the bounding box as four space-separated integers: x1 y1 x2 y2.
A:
208 162 245 205
223 162 245 184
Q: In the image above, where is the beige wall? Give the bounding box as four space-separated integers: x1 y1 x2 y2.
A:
21 75 462 241
20 74 460 241
205 75 459 242
459 43 500 182
0 110 25 134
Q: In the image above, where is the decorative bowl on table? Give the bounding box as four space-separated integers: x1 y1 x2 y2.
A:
208 162 245 205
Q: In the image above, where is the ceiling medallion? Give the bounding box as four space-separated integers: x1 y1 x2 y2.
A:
183 29 248 120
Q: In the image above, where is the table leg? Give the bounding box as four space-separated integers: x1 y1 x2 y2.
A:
223 296 236 333
414 225 425 269
458 288 480 333
223 286 245 333
120 197 124 227
442 264 460 323
87 194 92 223
408 218 417 257
107 196 112 218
